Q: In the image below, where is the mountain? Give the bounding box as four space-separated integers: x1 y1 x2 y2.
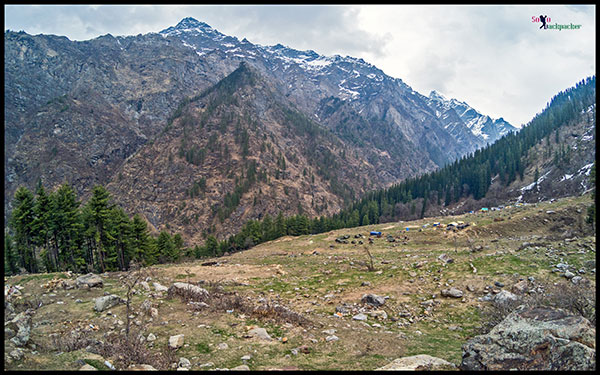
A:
427 90 517 151
332 76 595 227
4 17 517 243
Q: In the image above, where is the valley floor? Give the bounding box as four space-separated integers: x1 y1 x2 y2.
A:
4 194 596 371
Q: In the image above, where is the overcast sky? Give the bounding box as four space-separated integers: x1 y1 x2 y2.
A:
4 4 596 127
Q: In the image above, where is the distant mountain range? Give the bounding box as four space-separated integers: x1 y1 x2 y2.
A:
4 17 516 244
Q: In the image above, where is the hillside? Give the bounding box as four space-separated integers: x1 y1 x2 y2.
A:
107 62 416 243
4 194 595 370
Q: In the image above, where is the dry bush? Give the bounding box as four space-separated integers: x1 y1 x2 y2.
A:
478 279 596 334
98 326 176 370
47 330 96 353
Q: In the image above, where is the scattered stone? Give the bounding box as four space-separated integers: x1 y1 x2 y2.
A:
217 343 229 350
231 365 250 371
178 357 191 369
571 276 583 285
376 354 455 371
511 280 529 295
441 287 463 298
169 334 185 349
494 281 504 288
326 335 339 342
461 306 596 370
147 333 156 342
564 270 575 280
353 313 368 321
7 311 32 347
241 355 252 361
438 254 454 264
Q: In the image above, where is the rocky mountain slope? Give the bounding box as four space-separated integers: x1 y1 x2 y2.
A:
4 17 516 242
427 90 517 152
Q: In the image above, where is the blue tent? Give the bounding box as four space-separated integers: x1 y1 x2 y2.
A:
370 231 382 236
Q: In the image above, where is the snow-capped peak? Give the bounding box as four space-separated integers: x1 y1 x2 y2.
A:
159 17 225 39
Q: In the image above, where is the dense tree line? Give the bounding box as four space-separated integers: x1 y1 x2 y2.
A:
5 183 184 275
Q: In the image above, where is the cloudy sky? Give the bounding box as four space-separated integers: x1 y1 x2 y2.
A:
4 4 596 127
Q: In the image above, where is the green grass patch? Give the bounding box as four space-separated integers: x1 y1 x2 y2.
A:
196 342 211 354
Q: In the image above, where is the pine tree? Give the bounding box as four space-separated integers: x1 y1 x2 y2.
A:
86 185 112 272
11 186 38 273
4 232 19 275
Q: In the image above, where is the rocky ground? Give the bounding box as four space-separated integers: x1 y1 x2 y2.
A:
4 194 596 371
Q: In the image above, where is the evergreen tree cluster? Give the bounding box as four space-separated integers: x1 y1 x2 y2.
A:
5 182 184 275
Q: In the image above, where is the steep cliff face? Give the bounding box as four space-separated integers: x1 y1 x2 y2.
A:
4 18 516 244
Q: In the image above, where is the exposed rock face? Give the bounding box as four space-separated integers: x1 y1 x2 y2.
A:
376 354 456 370
461 305 596 371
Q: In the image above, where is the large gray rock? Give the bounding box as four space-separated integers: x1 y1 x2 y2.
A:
7 311 32 347
94 295 123 312
169 334 185 349
461 305 596 371
169 282 209 299
376 354 455 370
245 327 272 341
76 273 104 288
361 294 386 307
441 287 463 298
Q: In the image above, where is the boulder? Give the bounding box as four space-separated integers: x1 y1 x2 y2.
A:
461 305 596 371
245 327 272 341
169 334 185 349
76 273 103 288
361 294 386 307
493 290 519 306
153 282 169 292
376 354 455 370
7 311 32 347
441 287 463 298
231 365 250 371
94 295 123 312
169 282 209 299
